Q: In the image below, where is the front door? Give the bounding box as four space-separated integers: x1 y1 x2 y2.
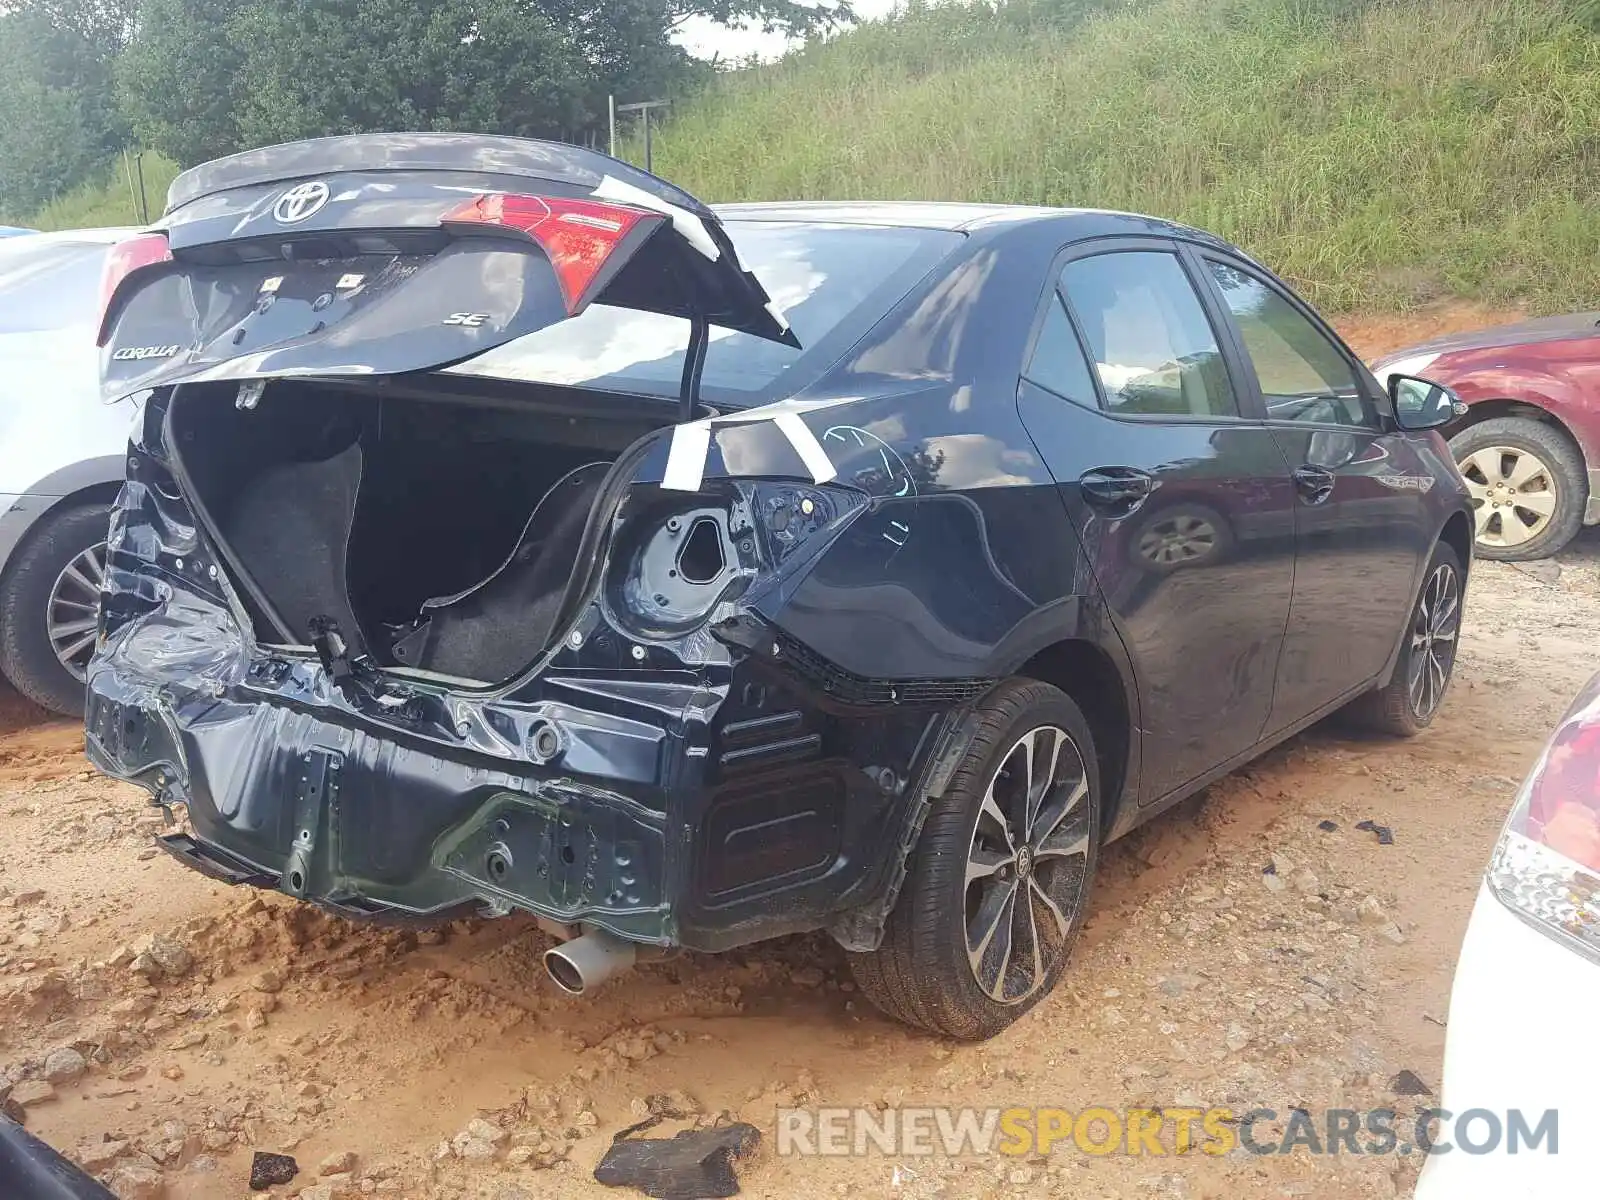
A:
1016 241 1299 803
1194 255 1432 730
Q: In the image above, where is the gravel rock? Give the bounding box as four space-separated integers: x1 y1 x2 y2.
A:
251 968 285 993
76 1139 131 1171
453 1136 497 1162
463 1117 507 1145
1224 1023 1252 1052
320 1150 358 1175
1358 895 1390 925
43 1047 87 1085
144 936 193 977
10 1080 56 1108
106 1162 165 1199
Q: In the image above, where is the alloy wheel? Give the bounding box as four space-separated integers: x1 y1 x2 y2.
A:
1137 513 1218 567
1407 562 1460 720
964 725 1093 1005
47 540 106 681
1458 446 1558 551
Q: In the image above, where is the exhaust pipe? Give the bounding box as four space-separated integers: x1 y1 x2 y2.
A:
544 927 638 996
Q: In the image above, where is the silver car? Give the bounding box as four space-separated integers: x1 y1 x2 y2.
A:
0 228 140 714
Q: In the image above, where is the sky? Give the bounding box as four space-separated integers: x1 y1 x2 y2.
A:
674 0 902 63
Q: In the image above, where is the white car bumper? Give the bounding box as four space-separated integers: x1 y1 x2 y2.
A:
1414 882 1592 1198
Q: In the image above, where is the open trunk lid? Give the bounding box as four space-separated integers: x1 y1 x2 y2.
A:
99 133 795 401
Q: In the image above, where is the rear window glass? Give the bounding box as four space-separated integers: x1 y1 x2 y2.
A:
449 221 962 405
0 239 109 333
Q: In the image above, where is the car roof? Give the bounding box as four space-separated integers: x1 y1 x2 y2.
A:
0 226 140 249
713 200 1216 239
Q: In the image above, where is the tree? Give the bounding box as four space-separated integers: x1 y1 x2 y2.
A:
117 0 854 168
0 6 129 217
114 0 253 165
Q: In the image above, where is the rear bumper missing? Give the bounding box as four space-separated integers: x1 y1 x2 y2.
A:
86 663 679 942
85 589 961 953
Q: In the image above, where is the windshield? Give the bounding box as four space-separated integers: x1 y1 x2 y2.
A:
0 239 110 334
448 221 962 405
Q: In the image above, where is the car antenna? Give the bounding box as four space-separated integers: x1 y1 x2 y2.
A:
678 313 708 423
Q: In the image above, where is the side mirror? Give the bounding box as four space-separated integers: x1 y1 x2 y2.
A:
1389 374 1466 431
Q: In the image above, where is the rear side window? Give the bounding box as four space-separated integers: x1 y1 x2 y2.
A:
1061 251 1238 419
452 222 963 404
1024 292 1099 407
1205 260 1377 429
0 240 109 333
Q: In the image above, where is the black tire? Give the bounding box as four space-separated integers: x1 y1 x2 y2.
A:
1450 417 1586 561
1344 541 1463 737
849 679 1101 1040
0 503 111 717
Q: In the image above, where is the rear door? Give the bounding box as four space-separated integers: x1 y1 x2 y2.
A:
1194 253 1432 729
1016 238 1299 804
99 134 793 402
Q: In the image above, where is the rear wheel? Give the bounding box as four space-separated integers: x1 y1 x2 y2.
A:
1450 417 1586 561
1344 541 1463 737
849 680 1100 1039
0 503 110 716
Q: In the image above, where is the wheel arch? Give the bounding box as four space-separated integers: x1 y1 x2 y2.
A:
1446 397 1592 470
0 479 123 588
1014 637 1135 843
1375 514 1473 689
1439 509 1473 578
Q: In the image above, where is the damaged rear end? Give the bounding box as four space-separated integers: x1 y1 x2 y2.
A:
86 134 970 966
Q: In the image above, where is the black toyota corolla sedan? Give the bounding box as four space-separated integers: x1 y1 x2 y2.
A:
86 133 1471 1039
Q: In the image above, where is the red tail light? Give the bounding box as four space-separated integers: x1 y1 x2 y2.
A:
1489 682 1600 956
1520 716 1600 872
441 193 647 313
97 232 173 346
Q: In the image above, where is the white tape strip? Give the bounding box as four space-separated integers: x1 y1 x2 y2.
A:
773 411 837 484
659 403 843 492
592 175 721 262
661 420 713 492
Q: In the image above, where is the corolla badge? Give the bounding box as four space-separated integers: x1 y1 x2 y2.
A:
273 180 330 224
111 345 179 361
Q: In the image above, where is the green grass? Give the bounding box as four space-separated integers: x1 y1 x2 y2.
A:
25 151 180 232
652 0 1600 313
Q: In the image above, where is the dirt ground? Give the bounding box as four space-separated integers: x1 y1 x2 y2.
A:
2 305 1594 1200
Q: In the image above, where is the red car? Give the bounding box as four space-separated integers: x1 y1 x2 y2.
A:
1373 313 1600 559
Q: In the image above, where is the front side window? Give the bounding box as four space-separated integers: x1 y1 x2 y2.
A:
1206 261 1376 428
1060 251 1238 419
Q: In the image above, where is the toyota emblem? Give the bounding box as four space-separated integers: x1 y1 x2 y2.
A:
273 180 330 224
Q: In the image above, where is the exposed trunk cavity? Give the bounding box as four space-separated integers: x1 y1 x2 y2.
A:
166 380 668 684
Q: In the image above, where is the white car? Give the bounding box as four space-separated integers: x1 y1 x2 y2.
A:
1416 671 1600 1197
0 228 141 714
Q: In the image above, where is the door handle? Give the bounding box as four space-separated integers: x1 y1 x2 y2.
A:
1293 465 1335 505
1079 467 1156 509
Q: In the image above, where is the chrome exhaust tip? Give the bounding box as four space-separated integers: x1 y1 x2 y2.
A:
543 927 639 996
